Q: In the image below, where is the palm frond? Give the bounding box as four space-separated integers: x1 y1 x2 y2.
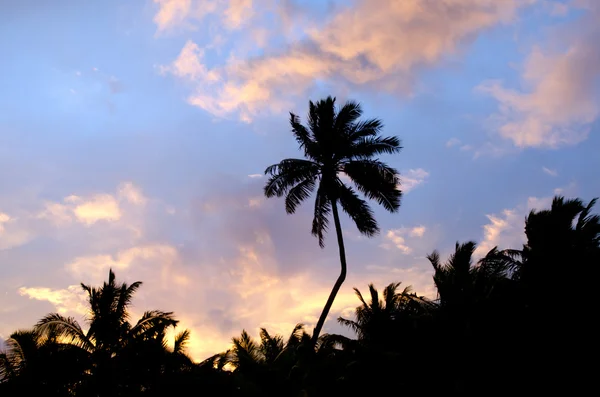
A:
115 280 142 324
130 310 178 339
290 112 320 160
174 329 191 355
350 135 402 159
334 100 362 133
318 333 359 354
342 159 401 212
311 186 331 248
310 96 336 145
337 318 361 335
285 177 317 214
35 314 93 352
348 118 383 141
337 181 378 236
264 158 320 198
230 330 263 369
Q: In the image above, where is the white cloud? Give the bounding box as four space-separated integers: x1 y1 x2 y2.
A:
0 212 11 232
446 137 461 147
35 182 147 228
382 225 426 254
477 5 600 148
474 209 525 257
474 193 559 257
409 225 426 238
118 182 147 206
18 285 88 316
72 194 122 225
37 202 74 226
542 166 558 176
401 168 430 193
247 173 262 179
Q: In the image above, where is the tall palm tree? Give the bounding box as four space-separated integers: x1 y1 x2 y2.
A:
264 96 402 344
35 269 179 396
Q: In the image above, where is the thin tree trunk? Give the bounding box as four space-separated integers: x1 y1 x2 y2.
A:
311 199 347 347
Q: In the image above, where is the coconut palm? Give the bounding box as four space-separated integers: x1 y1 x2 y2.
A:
264 96 402 344
34 269 179 396
337 282 433 345
0 329 87 395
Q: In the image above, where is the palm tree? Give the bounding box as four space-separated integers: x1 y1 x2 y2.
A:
327 283 436 395
264 96 402 344
223 325 311 396
337 282 434 347
34 269 180 396
227 324 310 372
0 329 87 395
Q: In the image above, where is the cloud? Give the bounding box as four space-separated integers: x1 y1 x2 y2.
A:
65 244 179 284
0 212 33 250
160 0 534 121
71 194 122 225
477 5 600 148
4 172 442 362
542 166 558 177
247 173 262 179
223 0 254 29
18 285 88 316
446 137 461 148
34 182 147 228
401 168 430 193
118 182 148 206
474 193 561 257
153 0 250 33
0 212 11 232
409 225 426 238
474 209 524 257
381 225 426 254
153 0 194 32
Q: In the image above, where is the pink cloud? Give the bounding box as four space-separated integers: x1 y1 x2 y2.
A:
478 4 600 148
161 0 534 121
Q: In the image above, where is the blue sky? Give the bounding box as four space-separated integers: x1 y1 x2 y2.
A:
1 0 599 359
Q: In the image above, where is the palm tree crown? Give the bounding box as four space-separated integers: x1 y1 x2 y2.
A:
264 96 402 247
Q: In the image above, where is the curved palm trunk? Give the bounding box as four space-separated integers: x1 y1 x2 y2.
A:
311 200 347 346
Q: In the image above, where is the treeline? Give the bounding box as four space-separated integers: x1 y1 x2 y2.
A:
1 195 598 396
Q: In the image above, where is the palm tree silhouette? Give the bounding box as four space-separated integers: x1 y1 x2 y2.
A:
264 96 402 344
0 329 87 395
337 282 433 347
34 269 180 396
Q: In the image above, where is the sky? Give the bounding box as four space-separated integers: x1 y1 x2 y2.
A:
0 0 599 360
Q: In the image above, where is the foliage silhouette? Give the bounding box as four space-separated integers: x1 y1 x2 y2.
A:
2 195 599 396
264 96 402 344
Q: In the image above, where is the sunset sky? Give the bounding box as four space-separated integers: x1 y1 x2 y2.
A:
1 0 599 360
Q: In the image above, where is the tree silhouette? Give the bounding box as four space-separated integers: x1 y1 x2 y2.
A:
337 282 434 349
34 269 181 396
223 324 311 396
0 329 87 395
264 96 402 344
